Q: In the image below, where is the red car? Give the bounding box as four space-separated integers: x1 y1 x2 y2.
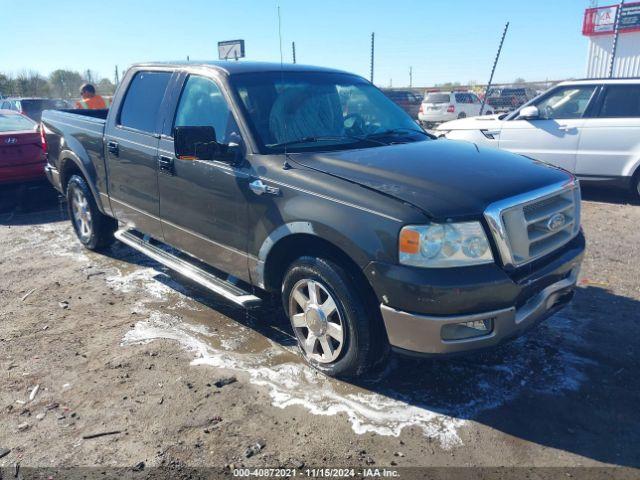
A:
0 109 46 184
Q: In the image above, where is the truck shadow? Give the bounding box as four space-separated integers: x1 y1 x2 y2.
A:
104 241 640 467
581 183 638 206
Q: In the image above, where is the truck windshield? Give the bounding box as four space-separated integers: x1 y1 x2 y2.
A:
232 72 429 153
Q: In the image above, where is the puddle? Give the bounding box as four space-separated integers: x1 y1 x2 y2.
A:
13 222 595 449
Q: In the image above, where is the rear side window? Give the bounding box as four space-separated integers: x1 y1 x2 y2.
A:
599 85 640 118
119 71 171 133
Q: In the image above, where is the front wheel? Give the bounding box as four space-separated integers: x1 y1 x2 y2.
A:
632 173 640 203
67 175 116 250
282 256 388 378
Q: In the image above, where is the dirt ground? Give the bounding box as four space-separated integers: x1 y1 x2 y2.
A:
1 182 639 478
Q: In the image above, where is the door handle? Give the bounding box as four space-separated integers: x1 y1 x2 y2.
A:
249 179 279 196
158 155 174 175
107 141 119 156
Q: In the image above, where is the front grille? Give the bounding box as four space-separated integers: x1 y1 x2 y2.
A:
485 181 581 268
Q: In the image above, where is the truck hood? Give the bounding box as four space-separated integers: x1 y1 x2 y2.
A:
436 114 505 131
290 139 571 219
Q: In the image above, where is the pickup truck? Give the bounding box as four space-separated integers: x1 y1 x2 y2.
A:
42 61 585 378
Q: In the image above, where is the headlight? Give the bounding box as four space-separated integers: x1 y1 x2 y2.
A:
399 222 493 268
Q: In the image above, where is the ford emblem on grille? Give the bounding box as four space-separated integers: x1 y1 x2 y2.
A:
5 138 17 144
546 213 566 232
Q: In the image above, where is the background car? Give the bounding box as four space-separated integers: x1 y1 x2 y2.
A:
436 79 640 199
0 109 46 184
418 90 490 127
486 87 537 113
0 97 70 122
381 89 423 118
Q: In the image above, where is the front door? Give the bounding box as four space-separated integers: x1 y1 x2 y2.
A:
498 85 598 173
158 74 252 282
105 70 173 239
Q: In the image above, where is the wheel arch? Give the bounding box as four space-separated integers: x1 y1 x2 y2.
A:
58 151 108 214
257 224 378 306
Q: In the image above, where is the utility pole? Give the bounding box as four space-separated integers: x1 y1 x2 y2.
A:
480 22 509 115
370 32 375 84
114 65 119 86
292 41 296 63
409 66 413 88
608 0 624 77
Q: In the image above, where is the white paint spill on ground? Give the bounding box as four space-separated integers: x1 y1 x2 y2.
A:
18 221 594 449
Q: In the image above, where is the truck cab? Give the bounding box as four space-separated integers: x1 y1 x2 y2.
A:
42 62 585 378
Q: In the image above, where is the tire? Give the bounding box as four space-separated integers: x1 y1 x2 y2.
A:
66 175 116 250
282 256 388 378
632 172 640 203
457 112 467 119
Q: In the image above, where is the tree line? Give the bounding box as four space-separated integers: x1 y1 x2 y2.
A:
0 69 116 99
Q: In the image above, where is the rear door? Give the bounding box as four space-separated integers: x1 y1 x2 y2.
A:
157 72 252 281
498 84 598 172
576 84 640 180
104 69 173 239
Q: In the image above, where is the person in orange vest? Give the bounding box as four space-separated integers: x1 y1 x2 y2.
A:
75 83 110 109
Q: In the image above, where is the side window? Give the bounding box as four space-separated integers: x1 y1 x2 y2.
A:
534 86 596 120
174 75 236 144
454 93 463 104
599 85 640 118
119 71 171 134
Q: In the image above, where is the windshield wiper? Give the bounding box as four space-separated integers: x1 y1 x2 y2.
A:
268 135 385 149
365 127 434 139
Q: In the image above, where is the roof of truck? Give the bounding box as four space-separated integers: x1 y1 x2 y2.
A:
134 61 354 76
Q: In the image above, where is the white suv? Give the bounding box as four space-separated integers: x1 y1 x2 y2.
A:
418 91 490 127
436 79 640 199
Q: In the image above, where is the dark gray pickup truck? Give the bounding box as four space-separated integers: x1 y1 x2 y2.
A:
42 61 585 377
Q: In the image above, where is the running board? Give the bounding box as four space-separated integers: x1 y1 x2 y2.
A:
114 229 262 308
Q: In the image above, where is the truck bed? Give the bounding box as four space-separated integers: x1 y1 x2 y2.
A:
41 108 110 208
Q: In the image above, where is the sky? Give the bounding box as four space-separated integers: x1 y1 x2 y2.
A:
2 0 593 87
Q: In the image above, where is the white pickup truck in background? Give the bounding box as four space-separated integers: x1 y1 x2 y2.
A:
436 79 640 200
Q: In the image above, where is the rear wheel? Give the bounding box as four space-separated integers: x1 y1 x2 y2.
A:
67 175 116 250
457 112 467 119
282 256 388 378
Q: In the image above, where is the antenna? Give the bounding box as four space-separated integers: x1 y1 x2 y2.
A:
277 4 291 169
277 5 284 66
480 22 509 115
370 32 375 83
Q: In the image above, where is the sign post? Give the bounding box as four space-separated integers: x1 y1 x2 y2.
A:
218 40 245 61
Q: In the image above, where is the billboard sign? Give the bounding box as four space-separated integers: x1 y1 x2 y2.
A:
218 40 245 60
583 2 640 36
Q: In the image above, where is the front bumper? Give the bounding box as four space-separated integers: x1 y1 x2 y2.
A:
368 232 585 355
381 268 578 355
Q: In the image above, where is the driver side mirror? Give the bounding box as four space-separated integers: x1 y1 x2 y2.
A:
518 105 539 120
174 126 218 160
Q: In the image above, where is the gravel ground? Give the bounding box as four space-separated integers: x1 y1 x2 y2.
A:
0 181 639 478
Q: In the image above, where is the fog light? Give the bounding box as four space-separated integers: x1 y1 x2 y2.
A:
441 317 494 341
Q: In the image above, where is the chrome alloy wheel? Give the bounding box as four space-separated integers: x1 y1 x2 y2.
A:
71 188 92 242
288 279 345 364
